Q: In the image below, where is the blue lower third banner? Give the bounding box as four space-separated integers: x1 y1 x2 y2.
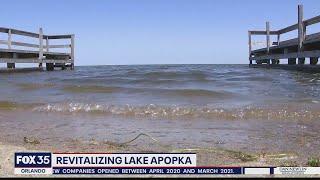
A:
52 167 242 174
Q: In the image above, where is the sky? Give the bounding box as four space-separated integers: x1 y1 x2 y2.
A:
0 0 320 65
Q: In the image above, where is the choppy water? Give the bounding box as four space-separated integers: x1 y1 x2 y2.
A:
0 64 320 157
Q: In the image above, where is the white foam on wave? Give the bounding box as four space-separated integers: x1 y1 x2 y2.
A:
32 102 320 120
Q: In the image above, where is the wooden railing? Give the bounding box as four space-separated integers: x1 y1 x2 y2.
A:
248 5 320 57
0 27 74 63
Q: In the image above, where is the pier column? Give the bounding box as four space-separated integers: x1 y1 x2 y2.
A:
288 58 296 65
7 63 15 69
310 57 318 65
46 63 54 71
298 58 305 65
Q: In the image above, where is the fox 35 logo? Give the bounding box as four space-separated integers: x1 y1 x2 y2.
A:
15 152 51 168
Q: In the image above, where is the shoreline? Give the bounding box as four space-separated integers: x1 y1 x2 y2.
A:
0 135 310 177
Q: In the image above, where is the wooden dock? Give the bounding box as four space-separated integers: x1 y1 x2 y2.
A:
248 5 320 72
0 27 74 71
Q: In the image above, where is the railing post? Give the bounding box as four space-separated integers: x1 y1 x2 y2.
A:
266 21 270 53
71 34 75 69
39 28 43 60
248 31 252 64
8 29 12 49
7 30 14 68
298 4 304 51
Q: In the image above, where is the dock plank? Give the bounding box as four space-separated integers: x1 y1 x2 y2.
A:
0 48 70 56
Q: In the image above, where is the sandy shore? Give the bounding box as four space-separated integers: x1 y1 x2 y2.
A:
0 142 26 177
0 135 311 177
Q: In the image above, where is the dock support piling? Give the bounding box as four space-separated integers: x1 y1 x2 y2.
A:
248 31 252 64
271 59 279 64
7 51 17 69
288 58 296 65
7 29 12 49
39 28 43 60
7 63 15 69
71 34 75 70
298 58 305 64
267 59 270 64
310 57 319 65
298 5 304 52
39 28 44 68
46 63 54 71
266 21 270 53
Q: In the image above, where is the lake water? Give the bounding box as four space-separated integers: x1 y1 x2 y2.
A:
0 64 319 158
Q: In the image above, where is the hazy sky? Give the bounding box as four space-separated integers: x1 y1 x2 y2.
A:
1 0 320 65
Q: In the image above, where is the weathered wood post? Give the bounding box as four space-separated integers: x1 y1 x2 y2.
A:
266 22 270 53
46 36 49 52
266 21 271 64
41 36 49 68
298 4 305 65
71 34 75 70
7 29 15 68
39 28 45 69
248 31 252 64
298 5 304 51
273 33 280 64
39 28 43 59
7 29 12 49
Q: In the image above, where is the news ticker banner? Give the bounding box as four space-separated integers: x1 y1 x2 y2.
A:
14 152 320 175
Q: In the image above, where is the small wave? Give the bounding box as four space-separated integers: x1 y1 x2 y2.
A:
62 85 121 93
225 76 273 82
0 101 19 110
164 89 230 97
32 103 320 120
61 85 232 98
0 101 42 110
16 83 56 91
143 71 208 80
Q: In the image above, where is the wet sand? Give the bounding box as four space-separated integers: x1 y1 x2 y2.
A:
0 136 313 177
1 108 318 176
